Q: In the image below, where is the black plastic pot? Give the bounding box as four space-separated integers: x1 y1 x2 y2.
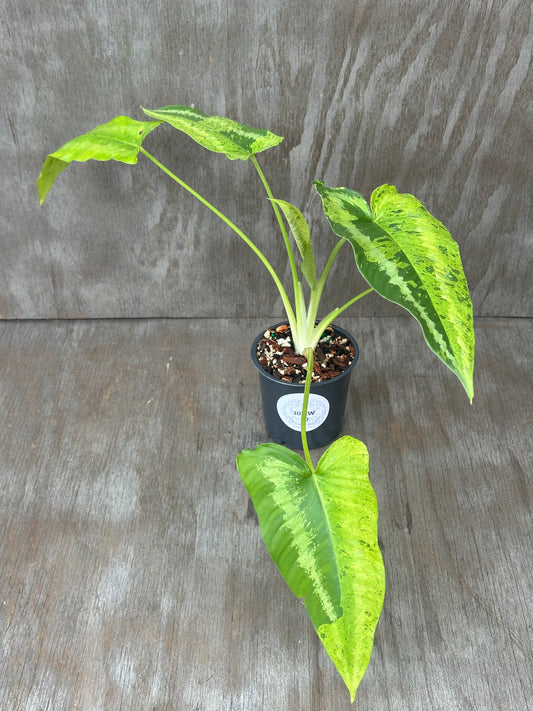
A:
251 323 359 449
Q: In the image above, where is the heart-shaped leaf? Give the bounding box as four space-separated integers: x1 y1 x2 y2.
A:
314 181 475 400
142 105 283 160
37 116 161 203
237 436 385 701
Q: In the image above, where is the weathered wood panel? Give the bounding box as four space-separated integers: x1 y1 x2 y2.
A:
2 0 532 319
1 317 531 709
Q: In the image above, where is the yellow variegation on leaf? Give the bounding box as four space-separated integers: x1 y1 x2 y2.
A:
142 105 283 160
37 116 161 203
237 437 385 701
314 181 475 400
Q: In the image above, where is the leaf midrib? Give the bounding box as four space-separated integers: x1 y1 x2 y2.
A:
307 468 343 619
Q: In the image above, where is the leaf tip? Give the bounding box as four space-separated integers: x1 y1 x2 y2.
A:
37 182 46 205
463 374 474 403
36 164 54 205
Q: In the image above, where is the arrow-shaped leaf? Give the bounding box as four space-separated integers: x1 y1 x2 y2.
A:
142 105 283 160
314 181 475 400
237 436 385 701
37 116 161 203
270 198 317 288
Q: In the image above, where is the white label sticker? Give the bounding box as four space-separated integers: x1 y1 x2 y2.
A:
276 393 330 432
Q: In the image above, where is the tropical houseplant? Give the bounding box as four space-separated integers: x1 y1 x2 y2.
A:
37 105 475 701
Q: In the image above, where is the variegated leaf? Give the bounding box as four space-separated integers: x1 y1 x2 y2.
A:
37 116 161 204
237 436 385 701
270 198 317 288
314 181 475 400
142 105 283 160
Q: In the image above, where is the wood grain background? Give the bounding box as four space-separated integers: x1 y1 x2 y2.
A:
2 0 532 319
1 4 532 707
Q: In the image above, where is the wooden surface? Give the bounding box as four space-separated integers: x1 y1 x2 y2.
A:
2 0 533 319
1 316 531 710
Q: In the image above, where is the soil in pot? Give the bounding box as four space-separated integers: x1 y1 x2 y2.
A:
255 324 356 383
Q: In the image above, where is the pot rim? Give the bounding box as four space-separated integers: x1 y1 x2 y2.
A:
250 321 359 389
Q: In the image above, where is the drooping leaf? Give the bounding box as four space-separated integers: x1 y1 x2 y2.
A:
142 105 283 160
237 436 385 701
314 181 475 400
270 198 317 288
37 116 161 203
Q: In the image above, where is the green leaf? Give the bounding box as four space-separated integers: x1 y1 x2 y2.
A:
270 199 317 288
237 436 385 701
142 105 283 160
37 116 161 203
314 181 475 400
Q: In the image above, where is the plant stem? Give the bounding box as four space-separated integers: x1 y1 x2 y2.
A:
313 287 374 344
250 155 301 309
301 347 315 473
306 238 346 329
317 239 346 292
140 147 297 327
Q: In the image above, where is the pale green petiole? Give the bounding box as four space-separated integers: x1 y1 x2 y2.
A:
139 147 298 330
251 155 301 307
313 288 374 347
301 347 315 473
293 239 368 353
251 155 308 338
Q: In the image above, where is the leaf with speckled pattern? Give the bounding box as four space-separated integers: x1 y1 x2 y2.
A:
314 182 475 400
237 437 385 701
270 198 317 288
37 116 161 204
142 105 283 160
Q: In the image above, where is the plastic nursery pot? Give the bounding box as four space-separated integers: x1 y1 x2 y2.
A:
251 323 359 450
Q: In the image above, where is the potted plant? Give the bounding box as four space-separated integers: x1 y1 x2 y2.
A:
37 105 475 701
